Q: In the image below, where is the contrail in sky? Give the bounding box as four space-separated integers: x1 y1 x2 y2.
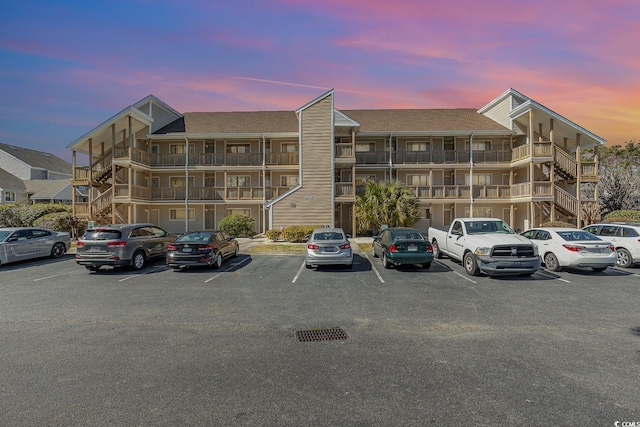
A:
234 76 432 104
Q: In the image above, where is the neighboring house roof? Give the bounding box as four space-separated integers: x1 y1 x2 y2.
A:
24 179 72 200
155 108 510 136
0 143 72 175
0 167 27 192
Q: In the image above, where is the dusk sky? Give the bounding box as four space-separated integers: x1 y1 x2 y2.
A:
1 0 639 162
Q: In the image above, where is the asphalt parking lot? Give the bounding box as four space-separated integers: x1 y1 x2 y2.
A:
1 241 639 426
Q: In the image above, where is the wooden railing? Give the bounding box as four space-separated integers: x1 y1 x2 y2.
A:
554 185 579 215
335 183 354 197
335 144 354 158
554 146 578 178
92 188 113 215
511 145 530 161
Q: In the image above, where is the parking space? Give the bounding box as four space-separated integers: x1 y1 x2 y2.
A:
1 247 639 425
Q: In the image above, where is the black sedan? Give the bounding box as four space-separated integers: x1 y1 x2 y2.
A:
166 230 239 270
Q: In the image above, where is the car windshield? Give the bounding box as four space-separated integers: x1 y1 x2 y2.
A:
465 220 514 235
176 231 213 242
556 231 601 241
391 231 424 240
82 229 122 240
313 232 345 241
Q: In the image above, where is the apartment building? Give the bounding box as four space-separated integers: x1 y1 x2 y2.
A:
68 89 604 235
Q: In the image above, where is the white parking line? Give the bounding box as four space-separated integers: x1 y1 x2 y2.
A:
292 261 306 283
535 270 570 282
33 270 82 282
360 251 385 283
118 275 136 282
451 270 477 284
205 256 252 283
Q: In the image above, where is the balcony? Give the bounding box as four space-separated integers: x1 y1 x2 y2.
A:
404 182 553 200
109 186 296 201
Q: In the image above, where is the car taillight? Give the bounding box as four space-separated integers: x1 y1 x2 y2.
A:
107 241 127 248
76 241 85 248
427 244 433 252
562 244 585 252
608 245 615 252
197 244 214 251
167 244 177 251
338 243 351 249
307 243 319 250
389 244 398 252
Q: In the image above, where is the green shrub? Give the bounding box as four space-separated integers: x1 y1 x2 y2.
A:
265 229 283 241
603 210 640 223
33 212 88 238
0 202 71 228
282 225 322 243
218 213 256 237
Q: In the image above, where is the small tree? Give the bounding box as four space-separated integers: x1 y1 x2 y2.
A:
355 180 419 234
218 213 256 237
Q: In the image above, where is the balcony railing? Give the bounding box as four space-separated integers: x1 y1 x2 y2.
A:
335 183 354 197
335 143 354 158
109 186 298 201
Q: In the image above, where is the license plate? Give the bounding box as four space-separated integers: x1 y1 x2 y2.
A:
408 245 417 252
324 247 336 253
182 247 192 253
89 247 102 252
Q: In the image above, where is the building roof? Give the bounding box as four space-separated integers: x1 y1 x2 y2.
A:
24 179 72 200
0 143 72 174
154 108 510 136
0 167 27 192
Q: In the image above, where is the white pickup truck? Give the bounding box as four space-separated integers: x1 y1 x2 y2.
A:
428 218 541 276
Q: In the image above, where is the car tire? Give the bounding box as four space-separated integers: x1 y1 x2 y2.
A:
50 242 66 258
305 263 312 269
432 240 443 259
616 248 633 268
421 262 431 269
463 252 480 276
233 244 240 257
213 252 223 269
85 265 100 272
371 246 378 258
543 252 561 272
131 251 146 271
383 253 392 269
592 267 607 272
171 266 181 271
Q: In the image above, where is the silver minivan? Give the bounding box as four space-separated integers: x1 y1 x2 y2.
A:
76 223 176 272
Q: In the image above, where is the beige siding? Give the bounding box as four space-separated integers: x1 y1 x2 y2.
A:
272 94 334 228
480 96 512 129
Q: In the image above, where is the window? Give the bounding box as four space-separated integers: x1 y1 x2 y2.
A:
4 192 16 202
170 176 195 187
31 229 51 238
356 142 376 152
281 175 299 187
281 143 299 153
407 141 428 151
465 174 492 185
466 140 491 151
464 207 492 217
621 227 639 237
227 144 250 153
227 208 250 216
170 144 195 154
407 175 429 186
169 209 195 220
227 176 250 187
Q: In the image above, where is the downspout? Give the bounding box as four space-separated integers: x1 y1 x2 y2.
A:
389 133 393 181
469 133 474 217
184 136 189 233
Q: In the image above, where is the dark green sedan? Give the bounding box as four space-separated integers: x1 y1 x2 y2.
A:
372 227 434 269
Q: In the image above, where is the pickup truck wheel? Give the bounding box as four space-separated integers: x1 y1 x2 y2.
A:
463 252 480 276
432 240 443 259
543 252 561 272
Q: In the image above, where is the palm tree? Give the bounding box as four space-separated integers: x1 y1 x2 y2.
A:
355 180 420 234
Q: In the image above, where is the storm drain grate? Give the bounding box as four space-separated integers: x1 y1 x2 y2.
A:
295 327 349 342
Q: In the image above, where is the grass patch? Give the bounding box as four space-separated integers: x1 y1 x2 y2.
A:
358 243 372 253
249 243 307 254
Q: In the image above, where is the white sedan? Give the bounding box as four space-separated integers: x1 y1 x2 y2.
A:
520 227 616 272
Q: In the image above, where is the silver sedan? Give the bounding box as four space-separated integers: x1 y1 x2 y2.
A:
305 228 353 269
0 227 70 266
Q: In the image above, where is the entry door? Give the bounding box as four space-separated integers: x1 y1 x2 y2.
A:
149 209 159 226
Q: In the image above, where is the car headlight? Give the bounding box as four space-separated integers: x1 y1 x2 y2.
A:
532 245 539 255
474 247 491 256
